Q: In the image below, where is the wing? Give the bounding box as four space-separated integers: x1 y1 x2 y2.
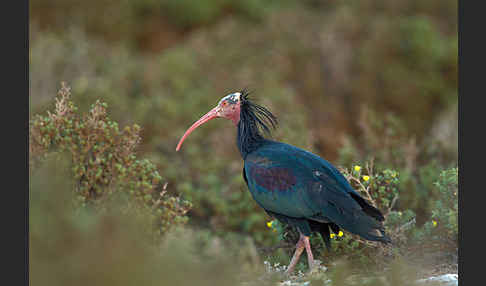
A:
244 142 360 217
244 142 389 242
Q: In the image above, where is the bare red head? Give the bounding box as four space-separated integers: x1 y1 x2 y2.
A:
176 92 242 151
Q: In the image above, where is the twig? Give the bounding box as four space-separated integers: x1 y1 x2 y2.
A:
386 194 399 216
397 217 416 233
152 182 168 209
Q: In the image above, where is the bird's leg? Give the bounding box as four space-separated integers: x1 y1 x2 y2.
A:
285 235 305 274
285 234 316 274
302 235 315 271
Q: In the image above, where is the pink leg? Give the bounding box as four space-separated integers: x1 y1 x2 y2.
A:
285 234 315 273
285 236 305 274
302 235 315 270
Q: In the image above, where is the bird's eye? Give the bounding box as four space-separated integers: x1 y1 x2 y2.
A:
221 101 227 107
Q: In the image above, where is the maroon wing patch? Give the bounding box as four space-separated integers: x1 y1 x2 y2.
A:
250 166 297 192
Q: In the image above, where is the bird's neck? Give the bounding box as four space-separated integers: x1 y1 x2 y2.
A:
236 98 277 159
236 118 268 159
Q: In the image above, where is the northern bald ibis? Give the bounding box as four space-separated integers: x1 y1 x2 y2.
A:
176 90 391 273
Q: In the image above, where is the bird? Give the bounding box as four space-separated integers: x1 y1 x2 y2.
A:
176 90 391 273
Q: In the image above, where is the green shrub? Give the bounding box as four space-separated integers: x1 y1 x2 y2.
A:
337 105 457 227
340 162 400 214
29 82 192 237
411 167 458 247
431 167 458 239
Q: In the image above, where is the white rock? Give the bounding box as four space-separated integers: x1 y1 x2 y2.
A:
279 281 310 286
416 274 458 286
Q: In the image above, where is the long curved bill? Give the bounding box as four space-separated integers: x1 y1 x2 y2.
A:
176 107 219 151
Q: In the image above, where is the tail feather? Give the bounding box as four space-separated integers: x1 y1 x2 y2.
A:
347 192 391 244
349 192 385 222
346 207 391 244
360 226 392 244
312 198 392 244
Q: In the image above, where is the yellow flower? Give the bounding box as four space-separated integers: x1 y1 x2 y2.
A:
330 231 343 238
354 165 361 172
432 220 437 227
362 175 370 182
267 221 274 228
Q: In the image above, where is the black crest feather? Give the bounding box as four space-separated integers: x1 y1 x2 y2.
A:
237 89 278 157
240 89 278 134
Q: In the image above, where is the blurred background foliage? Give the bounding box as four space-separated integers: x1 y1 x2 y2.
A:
30 0 457 283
